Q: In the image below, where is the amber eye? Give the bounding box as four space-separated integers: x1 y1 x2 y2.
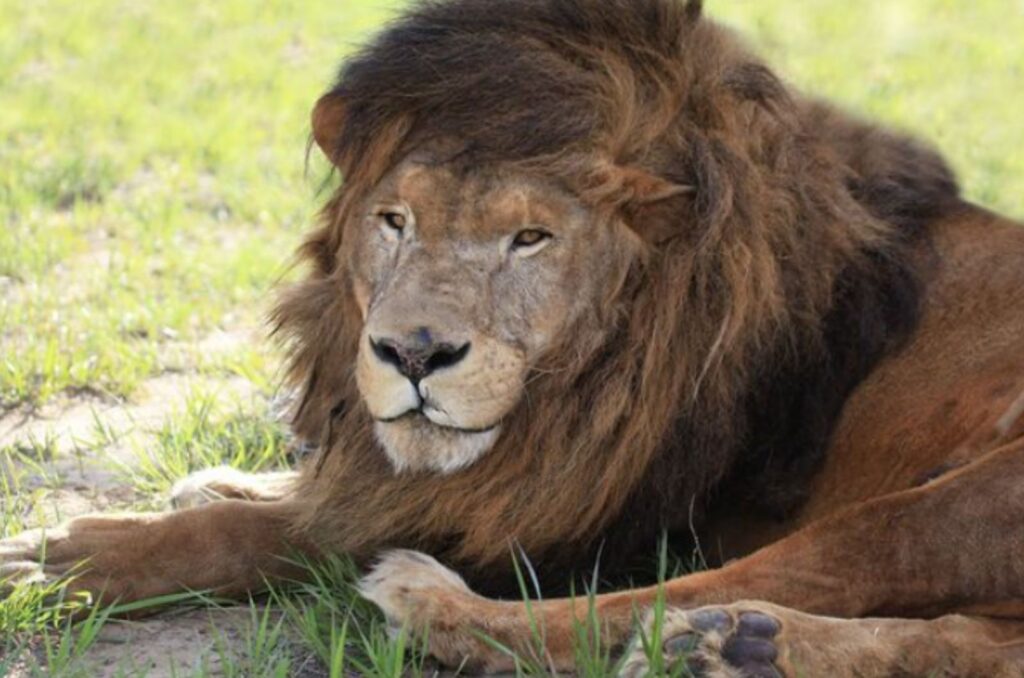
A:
511 228 552 251
381 211 406 232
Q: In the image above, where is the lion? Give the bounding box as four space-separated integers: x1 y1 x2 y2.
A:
4 0 1024 675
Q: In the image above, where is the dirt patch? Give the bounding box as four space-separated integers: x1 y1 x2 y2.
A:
0 372 260 457
85 608 270 677
1 330 288 675
3 607 315 678
1 371 262 518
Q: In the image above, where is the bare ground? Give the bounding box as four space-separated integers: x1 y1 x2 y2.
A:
0 329 297 677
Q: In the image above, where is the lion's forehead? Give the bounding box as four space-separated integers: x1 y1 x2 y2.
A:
385 162 578 241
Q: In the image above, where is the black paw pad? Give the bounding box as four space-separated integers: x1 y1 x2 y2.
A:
722 636 778 664
662 632 709 677
652 608 784 678
722 613 782 678
736 612 780 639
663 632 699 656
691 608 734 633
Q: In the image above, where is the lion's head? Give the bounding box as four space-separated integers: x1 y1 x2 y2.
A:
343 157 648 473
274 0 956 577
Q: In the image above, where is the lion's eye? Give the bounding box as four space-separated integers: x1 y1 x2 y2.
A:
511 228 552 253
381 211 407 232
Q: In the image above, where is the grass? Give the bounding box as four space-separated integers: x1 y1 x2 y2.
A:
0 0 394 406
1 0 1022 675
115 393 291 500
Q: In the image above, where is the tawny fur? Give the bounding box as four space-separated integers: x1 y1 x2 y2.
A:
5 1 1024 676
272 0 954 582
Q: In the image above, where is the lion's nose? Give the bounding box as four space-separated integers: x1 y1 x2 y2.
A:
370 333 470 384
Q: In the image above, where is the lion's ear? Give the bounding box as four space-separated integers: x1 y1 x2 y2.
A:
586 159 695 209
597 164 696 243
311 92 347 163
620 166 695 205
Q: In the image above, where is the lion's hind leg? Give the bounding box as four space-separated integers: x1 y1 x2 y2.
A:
623 601 1024 678
358 553 1024 676
170 467 299 509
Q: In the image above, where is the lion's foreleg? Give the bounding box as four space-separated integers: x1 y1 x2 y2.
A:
0 499 315 606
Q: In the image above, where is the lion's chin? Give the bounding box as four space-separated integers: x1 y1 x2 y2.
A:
373 416 500 475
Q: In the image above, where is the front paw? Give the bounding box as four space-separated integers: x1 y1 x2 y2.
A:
359 549 474 622
359 550 518 672
2 523 77 592
169 467 297 509
1 514 156 603
170 466 252 509
1 529 53 590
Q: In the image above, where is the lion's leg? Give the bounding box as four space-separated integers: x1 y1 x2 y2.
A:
360 436 1024 671
0 499 313 605
170 467 300 509
621 601 1024 678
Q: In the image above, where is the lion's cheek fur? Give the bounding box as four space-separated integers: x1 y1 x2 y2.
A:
418 339 526 428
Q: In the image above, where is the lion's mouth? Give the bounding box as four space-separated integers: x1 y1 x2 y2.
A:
376 409 499 435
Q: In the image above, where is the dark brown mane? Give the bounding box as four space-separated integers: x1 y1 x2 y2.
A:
272 0 961 591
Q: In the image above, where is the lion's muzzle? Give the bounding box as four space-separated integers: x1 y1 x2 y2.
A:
369 332 471 385
357 319 526 474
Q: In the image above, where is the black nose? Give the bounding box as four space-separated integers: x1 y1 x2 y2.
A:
370 334 470 384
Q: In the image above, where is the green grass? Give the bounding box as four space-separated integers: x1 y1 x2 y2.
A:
714 0 1024 215
1 0 1022 406
114 393 291 500
1 0 1023 675
0 0 397 406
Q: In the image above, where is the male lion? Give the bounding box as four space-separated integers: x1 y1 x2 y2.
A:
4 0 1024 675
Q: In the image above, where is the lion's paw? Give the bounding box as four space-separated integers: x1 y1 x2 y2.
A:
0 525 103 605
0 528 65 594
0 515 159 604
359 549 474 626
359 550 518 671
170 466 253 509
623 603 784 678
170 467 297 509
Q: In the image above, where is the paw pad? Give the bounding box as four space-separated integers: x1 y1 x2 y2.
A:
627 606 785 678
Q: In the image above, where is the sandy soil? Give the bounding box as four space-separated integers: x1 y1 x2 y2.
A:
0 329 300 677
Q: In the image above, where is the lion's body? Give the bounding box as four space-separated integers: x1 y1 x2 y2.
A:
711 204 1024 557
278 0 964 591
800 207 1024 524
4 1 1024 675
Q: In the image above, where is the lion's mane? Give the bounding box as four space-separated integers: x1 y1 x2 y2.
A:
272 0 960 590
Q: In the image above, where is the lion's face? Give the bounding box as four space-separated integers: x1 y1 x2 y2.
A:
347 158 633 473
